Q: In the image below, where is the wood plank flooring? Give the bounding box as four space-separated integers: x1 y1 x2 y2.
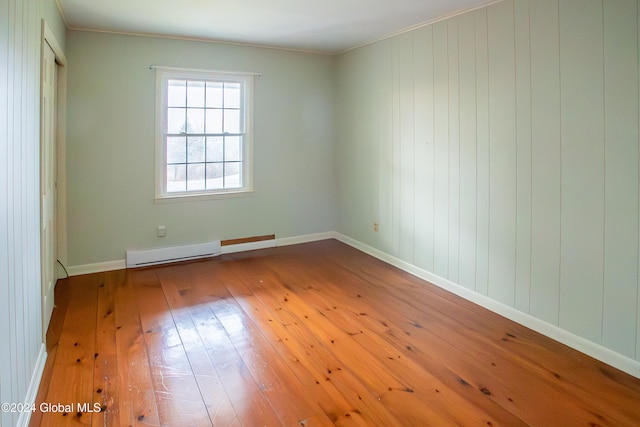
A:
30 239 640 426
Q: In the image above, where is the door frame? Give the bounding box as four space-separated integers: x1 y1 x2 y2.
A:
40 21 66 337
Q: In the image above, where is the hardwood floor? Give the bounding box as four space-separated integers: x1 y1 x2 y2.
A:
30 239 640 426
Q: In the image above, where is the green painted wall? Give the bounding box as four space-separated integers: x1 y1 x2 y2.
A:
65 31 336 266
335 0 640 361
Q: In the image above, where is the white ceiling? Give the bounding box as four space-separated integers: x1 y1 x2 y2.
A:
58 0 498 54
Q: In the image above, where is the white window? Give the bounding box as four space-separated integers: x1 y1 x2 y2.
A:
155 68 254 199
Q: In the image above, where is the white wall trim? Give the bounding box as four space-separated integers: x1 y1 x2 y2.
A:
41 19 68 337
16 344 47 427
67 260 126 276
43 21 66 65
276 231 339 247
221 239 277 254
333 232 640 379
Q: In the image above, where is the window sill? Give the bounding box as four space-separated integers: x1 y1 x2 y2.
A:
154 189 255 203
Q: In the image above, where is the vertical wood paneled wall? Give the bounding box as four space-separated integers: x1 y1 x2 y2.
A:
336 0 640 362
0 0 47 425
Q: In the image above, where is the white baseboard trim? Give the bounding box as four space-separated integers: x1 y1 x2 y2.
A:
208 232 339 254
277 231 338 247
221 239 277 254
66 232 339 276
17 344 47 427
219 231 337 254
67 259 126 276
333 232 640 379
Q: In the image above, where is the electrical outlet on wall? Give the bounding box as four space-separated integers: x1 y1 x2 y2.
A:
373 222 379 232
157 225 166 237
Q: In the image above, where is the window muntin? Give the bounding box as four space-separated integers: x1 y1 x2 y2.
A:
156 69 253 199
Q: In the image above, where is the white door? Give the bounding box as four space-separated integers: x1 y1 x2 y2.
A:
41 41 57 334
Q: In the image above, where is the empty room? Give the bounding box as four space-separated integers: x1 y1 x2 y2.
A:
3 0 640 425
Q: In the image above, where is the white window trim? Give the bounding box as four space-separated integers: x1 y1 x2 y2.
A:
154 67 255 201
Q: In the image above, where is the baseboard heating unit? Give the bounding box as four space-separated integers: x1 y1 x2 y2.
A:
126 241 221 268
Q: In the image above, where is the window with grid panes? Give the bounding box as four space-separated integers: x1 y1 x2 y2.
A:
155 69 254 199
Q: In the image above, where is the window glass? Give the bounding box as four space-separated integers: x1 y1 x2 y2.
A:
157 70 253 198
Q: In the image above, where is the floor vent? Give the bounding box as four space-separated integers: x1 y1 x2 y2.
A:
126 241 221 268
